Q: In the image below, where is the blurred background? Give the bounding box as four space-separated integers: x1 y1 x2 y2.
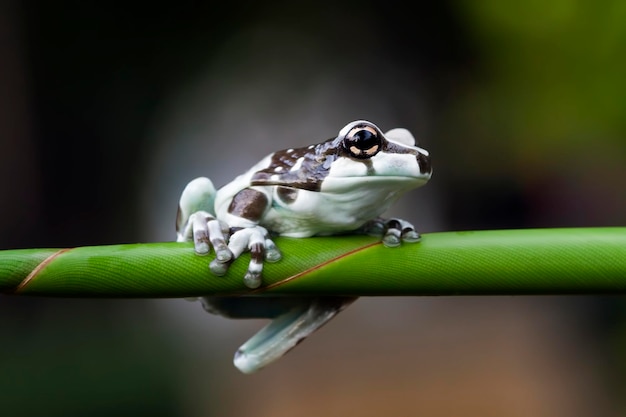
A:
1 0 625 415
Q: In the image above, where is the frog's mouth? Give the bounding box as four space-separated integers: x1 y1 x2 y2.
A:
319 175 430 193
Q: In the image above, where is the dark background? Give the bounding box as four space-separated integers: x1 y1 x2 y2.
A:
1 1 625 416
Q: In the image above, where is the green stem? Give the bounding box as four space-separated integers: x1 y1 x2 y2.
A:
1 228 626 297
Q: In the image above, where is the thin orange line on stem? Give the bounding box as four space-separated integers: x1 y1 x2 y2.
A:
15 248 71 293
252 240 382 293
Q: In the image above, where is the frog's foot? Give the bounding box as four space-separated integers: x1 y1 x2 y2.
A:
177 210 234 261
200 296 357 374
361 217 421 247
179 209 281 288
210 226 282 289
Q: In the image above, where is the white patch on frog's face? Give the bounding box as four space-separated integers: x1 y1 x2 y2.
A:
322 149 427 190
326 156 368 178
371 152 423 177
384 128 415 146
289 157 304 172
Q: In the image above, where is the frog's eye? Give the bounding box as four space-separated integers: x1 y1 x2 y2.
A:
344 125 381 159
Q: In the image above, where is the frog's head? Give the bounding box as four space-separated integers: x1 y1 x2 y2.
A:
251 120 431 193
320 120 432 192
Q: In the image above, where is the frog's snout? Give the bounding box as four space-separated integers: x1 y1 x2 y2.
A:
416 151 432 177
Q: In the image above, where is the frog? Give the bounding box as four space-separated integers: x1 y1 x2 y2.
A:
176 120 432 373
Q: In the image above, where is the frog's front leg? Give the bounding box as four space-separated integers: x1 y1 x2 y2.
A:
212 224 281 288
361 217 422 247
178 182 281 288
214 187 282 288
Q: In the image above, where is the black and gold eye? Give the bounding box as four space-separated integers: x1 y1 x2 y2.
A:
343 124 382 159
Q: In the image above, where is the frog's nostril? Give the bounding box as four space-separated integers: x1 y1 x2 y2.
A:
417 153 431 176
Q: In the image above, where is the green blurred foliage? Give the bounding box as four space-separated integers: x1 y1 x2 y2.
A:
0 300 183 417
449 1 626 177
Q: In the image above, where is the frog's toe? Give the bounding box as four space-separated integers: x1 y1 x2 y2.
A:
207 219 232 261
381 219 403 247
382 232 402 247
394 218 421 243
189 211 212 254
209 258 232 276
243 242 265 289
213 246 233 263
362 217 386 237
227 226 271 287
264 238 282 263
244 271 262 289
368 217 420 247
402 228 421 243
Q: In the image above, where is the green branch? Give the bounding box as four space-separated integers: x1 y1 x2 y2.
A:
2 227 626 297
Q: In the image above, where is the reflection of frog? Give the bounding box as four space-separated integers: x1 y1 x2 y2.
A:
176 120 432 373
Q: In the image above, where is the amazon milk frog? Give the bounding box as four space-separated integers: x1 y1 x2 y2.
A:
176 120 432 373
